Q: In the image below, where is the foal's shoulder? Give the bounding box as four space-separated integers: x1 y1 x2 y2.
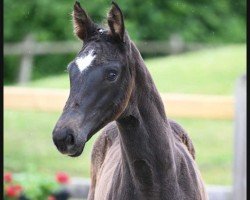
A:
91 122 119 165
102 121 119 143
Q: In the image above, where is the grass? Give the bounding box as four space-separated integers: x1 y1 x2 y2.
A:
4 110 97 177
4 110 233 185
176 118 233 185
4 44 246 186
25 44 246 95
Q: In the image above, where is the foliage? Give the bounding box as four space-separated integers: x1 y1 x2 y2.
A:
4 0 246 43
3 0 246 84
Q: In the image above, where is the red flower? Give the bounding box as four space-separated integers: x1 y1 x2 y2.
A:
4 172 13 183
48 195 56 200
14 185 22 191
5 185 22 198
55 172 70 184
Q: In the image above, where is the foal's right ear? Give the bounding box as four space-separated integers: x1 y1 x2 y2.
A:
72 1 96 41
107 2 125 42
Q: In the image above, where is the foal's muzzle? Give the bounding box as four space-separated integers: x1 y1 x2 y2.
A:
52 127 84 156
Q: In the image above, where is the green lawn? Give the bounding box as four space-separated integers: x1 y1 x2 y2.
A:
4 44 246 186
4 110 233 185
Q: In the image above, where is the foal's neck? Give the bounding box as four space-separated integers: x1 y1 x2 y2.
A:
116 42 179 194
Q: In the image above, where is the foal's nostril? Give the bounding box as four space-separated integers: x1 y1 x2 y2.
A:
66 133 75 145
53 128 76 153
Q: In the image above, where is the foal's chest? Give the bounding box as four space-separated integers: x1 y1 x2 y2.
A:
94 143 122 200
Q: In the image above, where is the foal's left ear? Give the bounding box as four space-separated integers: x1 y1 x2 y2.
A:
107 2 125 42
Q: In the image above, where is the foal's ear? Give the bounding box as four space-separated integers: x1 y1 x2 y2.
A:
72 1 96 41
107 2 125 42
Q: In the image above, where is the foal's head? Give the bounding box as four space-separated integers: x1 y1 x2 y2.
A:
53 2 136 156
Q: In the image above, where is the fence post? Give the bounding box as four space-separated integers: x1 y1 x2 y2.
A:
168 34 184 54
18 35 35 84
233 74 246 200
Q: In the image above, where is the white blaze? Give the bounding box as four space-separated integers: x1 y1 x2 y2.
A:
75 50 95 73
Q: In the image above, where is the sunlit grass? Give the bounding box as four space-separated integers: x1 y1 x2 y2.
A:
174 117 233 185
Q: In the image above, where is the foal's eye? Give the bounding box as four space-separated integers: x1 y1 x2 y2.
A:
106 70 118 81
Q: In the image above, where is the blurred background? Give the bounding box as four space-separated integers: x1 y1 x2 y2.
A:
4 0 246 199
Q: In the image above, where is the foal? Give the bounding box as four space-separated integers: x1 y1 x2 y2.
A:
52 2 208 199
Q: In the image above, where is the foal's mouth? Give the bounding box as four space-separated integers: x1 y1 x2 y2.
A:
68 144 85 157
68 122 106 157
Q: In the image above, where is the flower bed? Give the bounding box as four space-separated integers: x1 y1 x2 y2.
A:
4 172 71 200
